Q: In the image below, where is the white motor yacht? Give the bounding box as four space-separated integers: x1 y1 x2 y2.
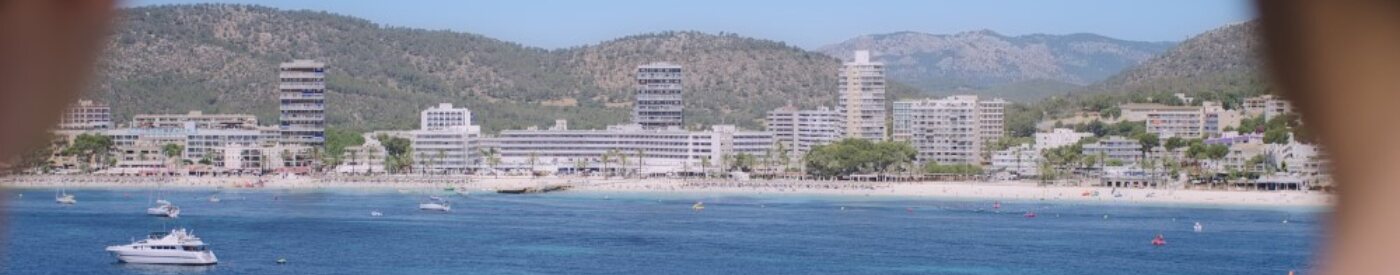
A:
146 201 180 218
105 228 218 265
419 196 451 212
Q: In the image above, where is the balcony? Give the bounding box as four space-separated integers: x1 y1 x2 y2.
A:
279 83 325 91
281 104 324 111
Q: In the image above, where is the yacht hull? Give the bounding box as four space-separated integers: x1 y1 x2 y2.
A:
107 248 217 265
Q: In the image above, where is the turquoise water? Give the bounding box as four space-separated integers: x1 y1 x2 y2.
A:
1 188 1323 274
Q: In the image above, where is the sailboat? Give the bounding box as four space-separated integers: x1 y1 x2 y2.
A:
1193 222 1204 232
55 190 76 204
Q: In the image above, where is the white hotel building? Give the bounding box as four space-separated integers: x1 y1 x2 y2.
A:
411 103 481 173
895 95 1007 165
1035 128 1093 152
766 105 843 156
487 122 772 175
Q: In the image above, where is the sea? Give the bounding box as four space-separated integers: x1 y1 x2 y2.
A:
0 188 1324 274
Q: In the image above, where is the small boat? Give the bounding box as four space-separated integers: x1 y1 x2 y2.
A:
1193 222 1203 232
455 189 470 197
419 197 451 212
55 191 76 204
1151 234 1167 246
692 201 705 211
993 201 1001 209
146 202 180 218
208 195 221 203
105 228 218 265
370 211 383 217
1024 211 1037 218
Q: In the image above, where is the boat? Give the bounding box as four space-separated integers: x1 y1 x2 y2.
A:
208 195 221 203
419 197 451 212
1151 234 1167 246
55 191 76 204
146 201 180 218
455 189 470 197
370 210 383 217
1023 211 1037 218
692 201 705 211
105 228 218 265
993 201 1001 209
1193 222 1203 232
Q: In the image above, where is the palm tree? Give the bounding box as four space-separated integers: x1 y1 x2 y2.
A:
479 148 501 178
616 150 629 177
161 143 183 175
573 159 587 175
634 149 644 176
434 149 447 175
600 152 613 178
700 156 711 178
527 152 539 178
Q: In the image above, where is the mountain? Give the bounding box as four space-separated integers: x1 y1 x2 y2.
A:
1090 21 1267 97
92 4 848 132
817 31 1174 101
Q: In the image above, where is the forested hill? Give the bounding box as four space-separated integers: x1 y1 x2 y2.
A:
93 4 879 132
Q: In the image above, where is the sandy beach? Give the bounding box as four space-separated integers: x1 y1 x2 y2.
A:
0 175 1332 208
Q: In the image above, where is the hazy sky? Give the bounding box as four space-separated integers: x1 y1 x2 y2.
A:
126 0 1255 49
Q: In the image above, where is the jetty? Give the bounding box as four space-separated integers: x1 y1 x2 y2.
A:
497 184 572 194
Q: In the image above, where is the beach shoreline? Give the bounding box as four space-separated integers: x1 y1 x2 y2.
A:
0 175 1332 208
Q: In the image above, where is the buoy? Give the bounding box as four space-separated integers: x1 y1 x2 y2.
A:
840 206 846 211
1103 214 1109 219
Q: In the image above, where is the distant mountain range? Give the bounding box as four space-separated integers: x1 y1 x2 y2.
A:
818 30 1175 101
89 4 1259 133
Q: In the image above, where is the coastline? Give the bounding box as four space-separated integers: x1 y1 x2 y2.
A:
0 175 1332 208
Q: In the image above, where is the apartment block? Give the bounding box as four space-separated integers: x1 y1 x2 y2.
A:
766 105 843 156
278 59 326 147
58 99 113 130
634 62 684 129
898 95 1006 165
837 50 886 141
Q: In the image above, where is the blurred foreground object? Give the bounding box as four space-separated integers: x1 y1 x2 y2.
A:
0 0 117 160
1258 1 1400 274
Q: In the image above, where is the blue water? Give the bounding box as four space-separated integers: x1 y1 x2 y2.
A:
1 188 1324 274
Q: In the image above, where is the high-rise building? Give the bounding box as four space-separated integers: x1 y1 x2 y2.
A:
837 50 886 141
766 105 843 156
634 62 684 129
58 99 113 130
278 59 326 147
899 95 1007 165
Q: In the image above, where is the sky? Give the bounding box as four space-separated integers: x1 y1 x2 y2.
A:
125 0 1255 50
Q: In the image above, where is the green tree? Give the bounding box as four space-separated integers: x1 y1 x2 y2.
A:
803 138 916 178
63 133 114 172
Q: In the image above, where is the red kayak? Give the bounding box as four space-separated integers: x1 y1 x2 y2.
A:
1024 212 1036 218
